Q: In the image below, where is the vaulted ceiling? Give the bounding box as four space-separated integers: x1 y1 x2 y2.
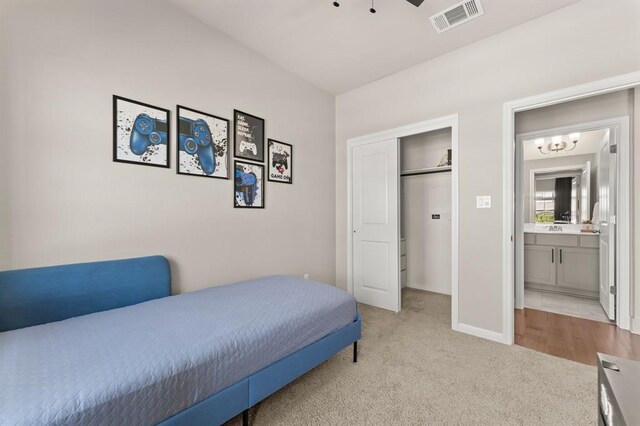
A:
169 0 581 94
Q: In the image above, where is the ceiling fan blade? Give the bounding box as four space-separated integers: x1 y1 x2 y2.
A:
405 0 425 6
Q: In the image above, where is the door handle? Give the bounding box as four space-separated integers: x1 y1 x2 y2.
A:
551 249 554 263
559 249 563 264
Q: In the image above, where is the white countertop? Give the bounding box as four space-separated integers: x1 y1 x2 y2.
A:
523 223 599 236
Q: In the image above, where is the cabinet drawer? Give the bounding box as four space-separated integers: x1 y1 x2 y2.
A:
536 234 578 247
524 234 536 245
580 235 599 248
400 255 407 271
400 238 407 255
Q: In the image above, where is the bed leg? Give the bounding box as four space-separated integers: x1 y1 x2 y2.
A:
353 341 358 363
242 409 249 426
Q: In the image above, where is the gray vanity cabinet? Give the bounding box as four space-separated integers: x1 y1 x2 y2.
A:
556 247 599 292
524 245 556 286
524 233 599 298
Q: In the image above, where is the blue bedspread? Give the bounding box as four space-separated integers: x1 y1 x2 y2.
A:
0 276 357 426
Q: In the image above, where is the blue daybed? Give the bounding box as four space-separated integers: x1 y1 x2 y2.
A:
0 256 361 425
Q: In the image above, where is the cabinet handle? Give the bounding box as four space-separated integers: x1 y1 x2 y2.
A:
551 249 554 263
560 249 563 264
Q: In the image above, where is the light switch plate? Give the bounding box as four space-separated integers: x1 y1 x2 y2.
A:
476 196 491 209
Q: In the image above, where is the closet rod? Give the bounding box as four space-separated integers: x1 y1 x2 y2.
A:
400 166 452 177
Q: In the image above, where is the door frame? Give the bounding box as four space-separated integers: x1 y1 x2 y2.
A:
503 71 640 345
347 114 459 326
514 118 629 317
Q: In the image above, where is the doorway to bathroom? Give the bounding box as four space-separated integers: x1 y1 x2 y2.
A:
510 89 637 365
515 125 617 324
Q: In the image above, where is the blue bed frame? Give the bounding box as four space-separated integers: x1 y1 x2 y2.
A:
0 256 361 425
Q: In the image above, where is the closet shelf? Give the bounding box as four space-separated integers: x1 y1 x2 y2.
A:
400 166 452 177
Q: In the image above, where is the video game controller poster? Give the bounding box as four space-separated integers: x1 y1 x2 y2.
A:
113 95 170 168
234 160 264 208
176 106 229 179
267 139 293 184
234 109 265 162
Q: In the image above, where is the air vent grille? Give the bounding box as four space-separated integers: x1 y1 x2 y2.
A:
465 0 479 16
429 0 484 34
433 15 448 32
444 5 467 25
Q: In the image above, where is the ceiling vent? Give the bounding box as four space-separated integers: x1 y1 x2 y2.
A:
429 0 484 33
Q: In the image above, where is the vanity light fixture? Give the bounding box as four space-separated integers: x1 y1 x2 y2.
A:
536 133 580 154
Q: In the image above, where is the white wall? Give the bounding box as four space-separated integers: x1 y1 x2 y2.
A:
515 91 632 135
0 2 9 270
400 129 451 295
336 0 640 334
0 0 336 293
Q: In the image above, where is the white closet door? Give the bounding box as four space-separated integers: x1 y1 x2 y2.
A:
352 139 400 312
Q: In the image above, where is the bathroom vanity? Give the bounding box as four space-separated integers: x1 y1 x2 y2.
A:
524 226 599 298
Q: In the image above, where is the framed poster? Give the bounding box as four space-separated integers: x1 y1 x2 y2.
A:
234 109 264 162
267 139 292 184
176 105 229 179
234 160 264 208
113 95 170 168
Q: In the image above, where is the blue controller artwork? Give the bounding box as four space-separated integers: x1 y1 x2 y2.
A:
130 113 168 156
235 168 258 206
178 117 216 175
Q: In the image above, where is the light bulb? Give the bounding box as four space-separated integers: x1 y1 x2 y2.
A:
535 138 544 148
569 132 580 141
551 135 563 145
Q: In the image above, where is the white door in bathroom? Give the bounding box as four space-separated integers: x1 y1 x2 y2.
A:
352 138 400 312
598 130 616 321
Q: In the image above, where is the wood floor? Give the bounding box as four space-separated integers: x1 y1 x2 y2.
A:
515 308 640 366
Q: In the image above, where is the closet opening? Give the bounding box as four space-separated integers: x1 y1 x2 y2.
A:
347 114 458 325
400 128 453 299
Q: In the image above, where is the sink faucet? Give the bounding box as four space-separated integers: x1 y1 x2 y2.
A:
548 225 563 232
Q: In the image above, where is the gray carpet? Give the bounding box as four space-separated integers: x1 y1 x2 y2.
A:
229 289 596 425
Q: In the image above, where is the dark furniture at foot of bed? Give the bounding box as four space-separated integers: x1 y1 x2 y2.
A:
0 256 361 425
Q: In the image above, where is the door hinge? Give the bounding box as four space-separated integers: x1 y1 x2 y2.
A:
610 286 617 295
610 144 618 154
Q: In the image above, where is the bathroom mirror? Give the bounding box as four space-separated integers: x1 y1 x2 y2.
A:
534 173 580 224
527 163 594 224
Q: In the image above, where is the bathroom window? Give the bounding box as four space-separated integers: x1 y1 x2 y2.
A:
535 191 555 223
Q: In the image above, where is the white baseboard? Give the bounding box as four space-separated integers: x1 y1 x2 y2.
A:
631 317 640 335
406 283 451 296
454 322 508 344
